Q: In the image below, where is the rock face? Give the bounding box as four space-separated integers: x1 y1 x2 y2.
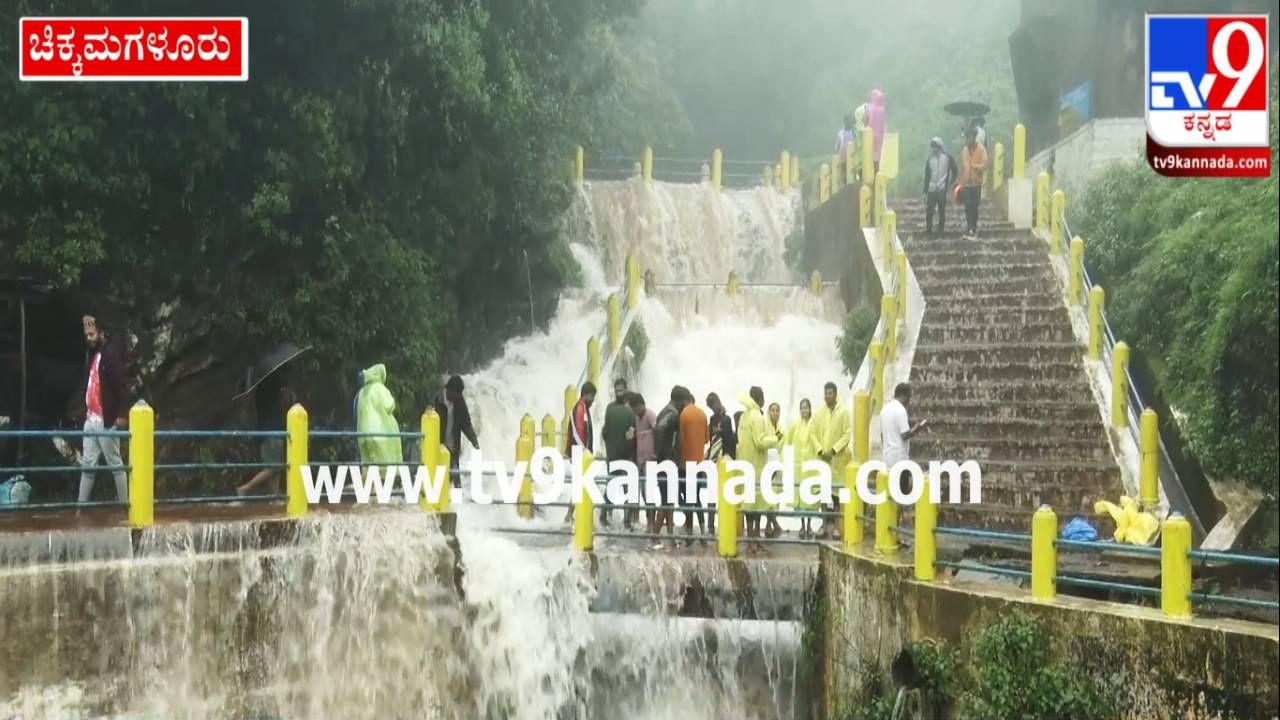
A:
896 197 1123 530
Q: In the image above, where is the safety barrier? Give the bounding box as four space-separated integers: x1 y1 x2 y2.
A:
574 145 800 191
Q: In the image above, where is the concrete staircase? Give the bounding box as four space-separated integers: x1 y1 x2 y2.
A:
894 197 1123 530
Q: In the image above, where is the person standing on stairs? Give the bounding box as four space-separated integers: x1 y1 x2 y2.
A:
865 89 887 175
881 383 928 500
959 127 988 239
836 114 856 178
922 137 956 234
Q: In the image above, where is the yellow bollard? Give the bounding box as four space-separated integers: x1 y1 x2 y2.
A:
562 384 577 450
914 475 936 581
1088 286 1105 361
819 163 831 203
420 408 441 511
873 173 887 226
1069 237 1084 305
1161 513 1193 618
607 293 621 354
1111 341 1130 429
1013 123 1027 178
882 294 897 363
843 462 865 548
1050 190 1065 255
286 403 309 518
1035 172 1051 233
992 142 1005 191
626 255 641 310
574 145 584 185
516 427 535 519
874 472 898 554
810 270 822 296
587 336 600 389
642 146 653 183
791 157 800 188
727 270 740 296
573 450 596 551
541 413 556 450
882 209 896 271
1031 505 1057 600
860 127 874 186
717 456 738 558
844 143 855 187
780 151 791 193
869 341 884 414
437 446 452 512
128 401 154 528
1140 409 1160 508
895 251 908 319
853 391 870 463
830 153 841 193
859 185 872 228
712 148 723 191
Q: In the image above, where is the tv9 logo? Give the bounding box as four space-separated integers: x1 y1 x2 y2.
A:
1146 15 1271 177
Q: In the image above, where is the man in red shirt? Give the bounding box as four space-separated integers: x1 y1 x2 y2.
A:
78 315 129 503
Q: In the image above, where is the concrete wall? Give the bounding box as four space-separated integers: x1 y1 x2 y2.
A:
801 184 879 312
1026 118 1145 207
820 546 1278 720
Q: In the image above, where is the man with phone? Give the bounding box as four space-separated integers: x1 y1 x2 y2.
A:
881 383 928 498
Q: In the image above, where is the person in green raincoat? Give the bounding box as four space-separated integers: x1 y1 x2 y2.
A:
356 364 403 465
785 398 821 539
736 386 779 554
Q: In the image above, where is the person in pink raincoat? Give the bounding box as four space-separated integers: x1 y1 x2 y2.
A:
865 89 887 171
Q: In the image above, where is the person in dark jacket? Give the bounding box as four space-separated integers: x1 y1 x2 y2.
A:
433 375 479 487
650 386 688 548
77 315 130 503
601 378 636 528
705 392 737 536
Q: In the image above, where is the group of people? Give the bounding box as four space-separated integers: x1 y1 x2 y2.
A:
921 117 989 237
835 89 888 180
566 377 921 554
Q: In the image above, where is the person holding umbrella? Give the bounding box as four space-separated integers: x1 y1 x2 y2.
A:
235 344 308 496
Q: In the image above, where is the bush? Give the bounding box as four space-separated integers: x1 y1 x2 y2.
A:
625 319 649 368
836 306 879 379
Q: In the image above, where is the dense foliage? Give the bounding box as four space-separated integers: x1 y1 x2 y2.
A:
1 0 671 421
836 306 878 380
1076 74 1279 496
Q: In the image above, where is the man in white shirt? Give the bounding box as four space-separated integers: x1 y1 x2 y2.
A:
881 383 927 496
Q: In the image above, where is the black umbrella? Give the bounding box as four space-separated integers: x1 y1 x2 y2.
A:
232 343 311 400
944 100 991 118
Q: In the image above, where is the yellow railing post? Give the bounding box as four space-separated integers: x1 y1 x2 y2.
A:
626 255 641 310
882 209 896 271
780 151 791 193
420 408 441 511
1069 237 1084 305
860 127 874 186
286 403 309 518
1050 190 1066 255
607 292 621 354
573 450 596 551
561 384 577 449
574 145 584 186
791 157 800 188
882 294 897 363
858 185 872 227
873 173 887 226
830 153 842 193
1161 513 1193 618
1141 409 1160 508
642 146 653 183
128 401 154 528
1013 123 1027 179
1035 172 1051 233
437 447 452 511
874 472 898 555
587 336 600 389
843 462 864 548
914 475 936 581
1111 341 1130 429
716 456 738 558
819 163 831 203
1031 505 1057 600
711 148 723 191
853 391 870 463
869 341 884 414
992 141 1005 191
1088 286 1105 361
810 270 822 296
541 413 556 450
895 250 908 319
517 414 535 519
727 270 740 296
844 143 855 187
775 164 784 191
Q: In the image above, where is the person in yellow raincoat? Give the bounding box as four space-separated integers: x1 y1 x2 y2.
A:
811 381 850 539
356 364 403 465
765 402 786 538
785 398 822 539
737 387 779 554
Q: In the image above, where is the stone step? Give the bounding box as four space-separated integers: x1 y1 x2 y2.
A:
904 232 1044 252
917 323 1076 346
922 306 1068 327
910 379 1092 403
913 436 1114 463
917 275 1058 298
911 400 1102 423
920 291 1069 311
913 342 1084 366
913 262 1053 283
966 481 1109 513
916 412 1105 440
911 360 1085 384
907 247 1048 267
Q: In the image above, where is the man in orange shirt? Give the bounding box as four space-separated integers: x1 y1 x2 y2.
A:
678 387 710 540
959 126 988 238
